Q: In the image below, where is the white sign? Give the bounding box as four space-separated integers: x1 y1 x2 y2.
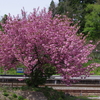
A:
16 68 24 73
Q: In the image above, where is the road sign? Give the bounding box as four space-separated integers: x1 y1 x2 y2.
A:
16 68 24 73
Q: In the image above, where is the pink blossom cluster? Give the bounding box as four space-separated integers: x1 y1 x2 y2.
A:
0 9 99 84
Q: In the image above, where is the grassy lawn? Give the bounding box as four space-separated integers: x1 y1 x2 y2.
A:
83 58 100 75
0 67 24 75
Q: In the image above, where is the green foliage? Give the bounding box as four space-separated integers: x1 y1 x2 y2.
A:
18 96 24 100
0 66 25 75
91 66 100 75
12 87 21 91
51 0 97 35
49 0 56 17
83 59 100 74
3 92 9 96
0 14 8 32
1 14 8 24
83 4 100 41
12 93 17 98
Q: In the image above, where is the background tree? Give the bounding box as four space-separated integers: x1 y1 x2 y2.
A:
1 14 7 24
49 0 56 17
83 4 100 41
0 9 99 87
0 14 8 32
52 0 96 34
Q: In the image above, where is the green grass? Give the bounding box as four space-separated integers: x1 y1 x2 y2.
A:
0 58 100 75
0 86 27 100
88 95 99 97
0 67 24 75
0 63 25 75
83 58 100 75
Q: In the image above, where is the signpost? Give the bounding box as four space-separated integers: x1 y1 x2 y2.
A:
16 68 24 73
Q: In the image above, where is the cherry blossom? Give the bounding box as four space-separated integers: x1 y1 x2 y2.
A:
0 9 99 85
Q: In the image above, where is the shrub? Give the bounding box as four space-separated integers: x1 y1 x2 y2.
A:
3 92 9 96
18 96 24 100
12 93 17 98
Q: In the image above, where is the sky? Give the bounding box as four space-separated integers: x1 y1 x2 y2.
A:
0 0 58 17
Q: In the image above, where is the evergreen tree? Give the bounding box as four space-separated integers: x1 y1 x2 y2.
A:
0 14 8 32
1 14 7 24
49 0 56 17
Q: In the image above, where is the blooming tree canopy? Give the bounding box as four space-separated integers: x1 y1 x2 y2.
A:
0 9 99 85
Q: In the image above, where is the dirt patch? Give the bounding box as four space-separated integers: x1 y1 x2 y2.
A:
0 90 47 100
17 90 47 100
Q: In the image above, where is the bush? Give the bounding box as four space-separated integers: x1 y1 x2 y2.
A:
3 92 9 96
18 96 24 100
12 93 17 98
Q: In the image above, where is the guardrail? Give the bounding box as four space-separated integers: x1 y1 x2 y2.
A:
0 75 100 84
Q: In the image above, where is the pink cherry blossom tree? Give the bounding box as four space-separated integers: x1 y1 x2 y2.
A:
0 9 99 87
